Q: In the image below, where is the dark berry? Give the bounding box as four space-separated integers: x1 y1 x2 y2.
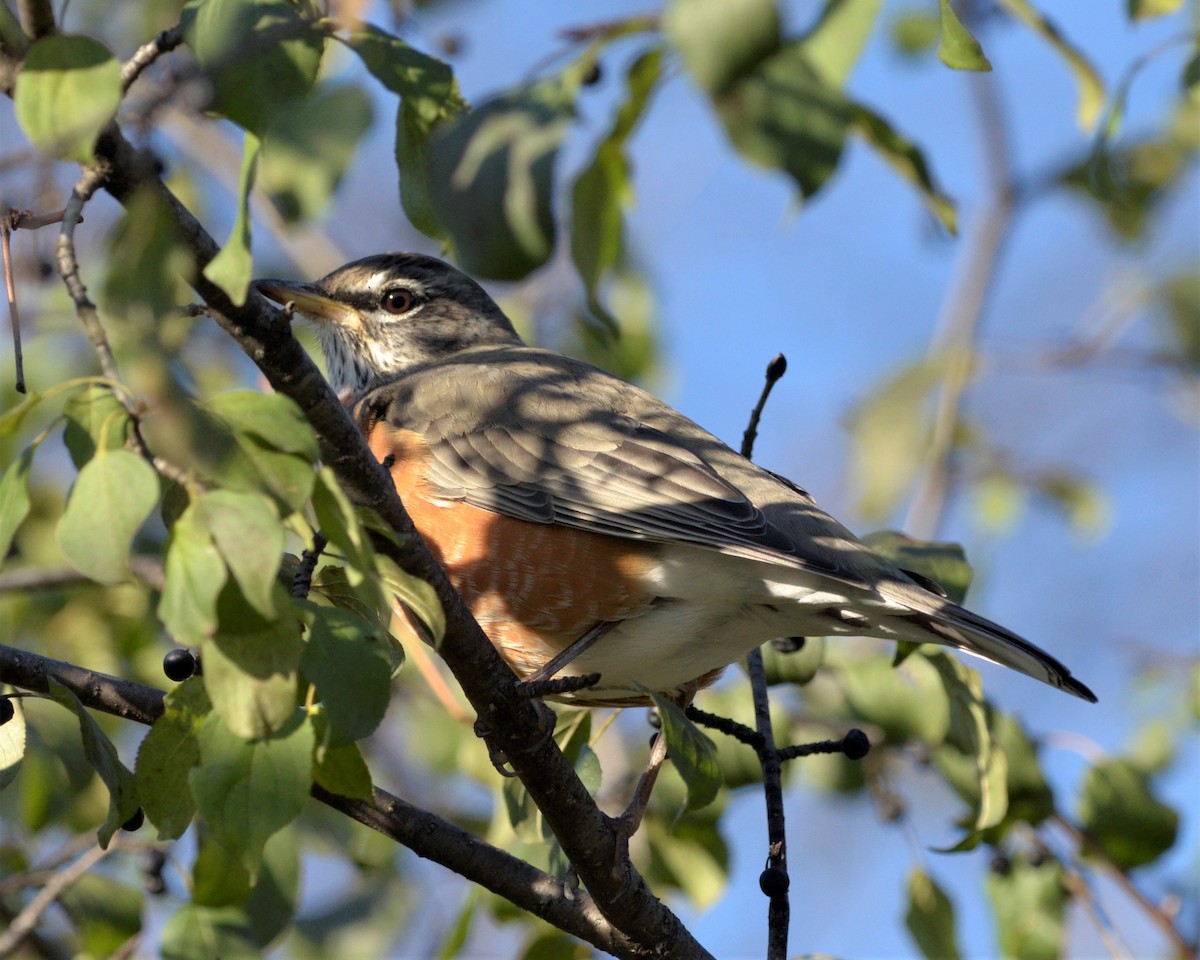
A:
990 853 1011 876
142 849 168 895
841 728 870 760
0 698 14 725
771 636 806 654
758 865 789 898
162 648 196 682
122 808 145 832
581 62 603 86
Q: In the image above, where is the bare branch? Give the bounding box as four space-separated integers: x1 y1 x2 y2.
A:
0 555 164 593
120 26 184 92
15 0 53 41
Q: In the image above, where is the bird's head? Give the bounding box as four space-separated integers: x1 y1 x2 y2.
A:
256 253 523 398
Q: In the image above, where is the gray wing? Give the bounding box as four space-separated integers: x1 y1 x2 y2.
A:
362 349 830 570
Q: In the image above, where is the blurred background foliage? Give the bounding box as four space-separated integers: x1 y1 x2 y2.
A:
0 0 1197 957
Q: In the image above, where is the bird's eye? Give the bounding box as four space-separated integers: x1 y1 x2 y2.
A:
381 288 416 314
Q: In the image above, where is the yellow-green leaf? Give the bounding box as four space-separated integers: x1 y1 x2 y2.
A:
14 35 121 162
937 0 992 71
204 131 260 306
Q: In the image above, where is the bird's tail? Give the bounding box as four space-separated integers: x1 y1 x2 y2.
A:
877 581 1097 702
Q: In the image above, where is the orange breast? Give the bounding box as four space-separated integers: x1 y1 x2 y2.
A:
366 424 658 679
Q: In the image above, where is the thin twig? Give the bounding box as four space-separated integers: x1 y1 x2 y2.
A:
739 353 790 960
0 555 165 593
120 26 184 91
1 218 24 392
0 841 113 958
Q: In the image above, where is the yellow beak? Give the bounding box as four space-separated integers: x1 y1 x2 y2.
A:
255 279 361 328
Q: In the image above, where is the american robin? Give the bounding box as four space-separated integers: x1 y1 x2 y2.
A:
256 253 1096 707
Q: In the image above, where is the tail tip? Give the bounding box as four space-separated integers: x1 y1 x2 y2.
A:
1063 674 1098 703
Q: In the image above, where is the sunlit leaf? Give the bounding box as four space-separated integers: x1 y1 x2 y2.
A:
159 504 228 647
890 11 940 58
376 553 443 646
571 48 664 326
190 711 313 876
203 583 303 740
1127 0 1185 18
56 449 160 584
664 0 781 97
46 679 140 847
427 80 574 279
196 490 284 619
14 34 121 162
182 0 324 136
802 0 884 88
203 131 260 306
205 390 320 460
0 696 26 791
839 652 950 745
760 635 825 685
905 868 961 960
62 387 131 469
135 677 210 840
102 188 196 321
937 0 992 71
300 603 392 743
160 905 261 960
312 468 374 586
313 737 373 801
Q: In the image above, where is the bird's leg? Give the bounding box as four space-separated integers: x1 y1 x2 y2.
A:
609 727 670 881
514 620 617 699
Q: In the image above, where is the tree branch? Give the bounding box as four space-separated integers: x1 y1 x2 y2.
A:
21 115 711 957
0 642 648 959
0 841 112 958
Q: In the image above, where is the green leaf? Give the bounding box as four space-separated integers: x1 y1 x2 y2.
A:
260 85 374 222
1127 0 1185 18
45 678 140 847
928 652 1007 845
347 25 467 240
664 0 781 97
181 0 324 136
849 103 957 232
0 390 45 439
300 604 392 743
1077 758 1179 869
760 635 825 685
193 831 253 907
14 34 122 162
427 80 574 280
0 447 35 564
135 678 210 840
196 490 284 619
557 710 602 796
1033 470 1110 538
998 0 1105 129
905 868 961 960
205 390 320 459
839 652 950 745
642 799 729 908
647 690 721 811
985 852 1066 960
56 449 160 584
203 583 303 740
715 40 852 198
937 0 992 71
59 874 143 958
63 387 132 469
571 48 664 326
203 131 260 306
0 695 26 791
313 735 374 801
802 0 884 88
160 503 228 647
190 711 313 876
1156 269 1200 371
376 552 444 646
312 468 374 585
991 711 1054 829
862 531 973 604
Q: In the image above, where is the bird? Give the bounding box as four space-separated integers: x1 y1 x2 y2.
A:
255 253 1097 708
